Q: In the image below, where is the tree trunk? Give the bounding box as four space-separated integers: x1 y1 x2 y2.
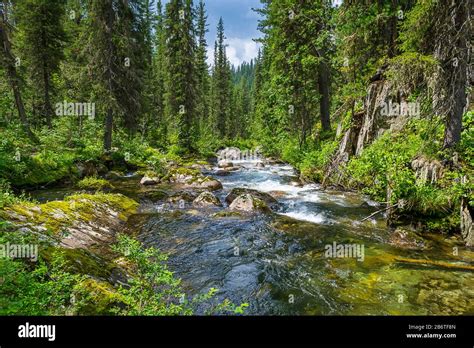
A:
43 63 53 128
104 108 113 151
441 1 470 149
102 0 115 152
0 3 38 142
318 61 331 132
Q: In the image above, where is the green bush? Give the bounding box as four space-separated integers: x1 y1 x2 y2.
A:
299 141 339 182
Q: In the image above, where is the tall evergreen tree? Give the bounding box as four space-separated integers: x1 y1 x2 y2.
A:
211 17 232 138
150 0 167 146
195 0 209 129
17 0 66 128
0 0 37 141
164 0 198 152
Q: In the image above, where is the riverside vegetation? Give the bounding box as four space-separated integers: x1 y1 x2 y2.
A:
0 0 472 315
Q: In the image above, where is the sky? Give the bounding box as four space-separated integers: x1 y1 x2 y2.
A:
160 0 343 67
203 0 263 67
162 0 263 67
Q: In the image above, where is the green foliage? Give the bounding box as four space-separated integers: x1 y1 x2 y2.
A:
0 242 83 315
346 127 422 202
299 141 339 182
386 52 438 93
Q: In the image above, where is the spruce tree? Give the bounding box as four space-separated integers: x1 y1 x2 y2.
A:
164 0 198 152
211 17 232 138
16 0 66 128
195 0 209 129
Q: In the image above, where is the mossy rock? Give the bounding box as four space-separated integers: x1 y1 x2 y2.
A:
74 278 124 315
2 193 138 248
77 177 114 191
225 188 278 208
193 192 222 207
228 194 271 213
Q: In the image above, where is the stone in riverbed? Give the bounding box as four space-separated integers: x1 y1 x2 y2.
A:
215 169 231 176
229 194 270 213
140 175 160 185
195 178 223 191
388 228 426 250
193 192 222 207
218 160 234 168
225 188 278 207
168 191 197 203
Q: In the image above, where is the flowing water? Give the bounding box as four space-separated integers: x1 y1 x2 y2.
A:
28 161 474 315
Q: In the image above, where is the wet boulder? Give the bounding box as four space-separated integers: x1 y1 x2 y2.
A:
166 168 223 191
193 192 222 207
140 175 160 186
168 191 197 203
218 160 234 168
225 188 278 208
194 177 223 191
229 194 270 213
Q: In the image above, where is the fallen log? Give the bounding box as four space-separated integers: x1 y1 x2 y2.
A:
360 203 399 223
394 256 474 272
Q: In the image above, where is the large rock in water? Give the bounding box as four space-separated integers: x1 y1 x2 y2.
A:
225 188 278 208
140 175 160 185
218 160 234 168
167 168 223 191
193 192 222 207
229 194 269 213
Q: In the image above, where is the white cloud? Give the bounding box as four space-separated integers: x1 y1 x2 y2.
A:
207 37 261 67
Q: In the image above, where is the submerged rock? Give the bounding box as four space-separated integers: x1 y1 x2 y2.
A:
141 189 168 202
225 188 278 208
229 194 270 213
193 192 222 207
389 228 426 250
211 211 244 218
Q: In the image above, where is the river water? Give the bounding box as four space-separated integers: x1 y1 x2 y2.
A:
28 160 474 315
129 160 474 315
